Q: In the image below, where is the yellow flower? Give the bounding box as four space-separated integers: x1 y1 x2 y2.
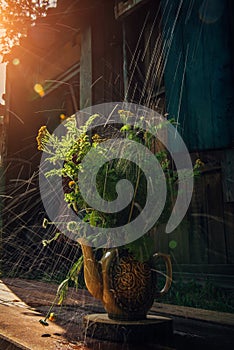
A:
60 113 66 121
42 218 48 228
48 313 55 322
118 109 134 117
92 133 101 142
68 180 75 188
195 158 205 167
92 133 107 144
36 126 49 151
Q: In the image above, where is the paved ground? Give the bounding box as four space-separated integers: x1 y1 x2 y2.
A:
0 278 234 349
0 278 89 349
0 278 173 349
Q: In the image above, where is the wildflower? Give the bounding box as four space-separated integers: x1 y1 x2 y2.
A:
118 109 134 117
48 313 55 322
36 125 49 151
67 221 78 232
68 180 75 188
42 218 49 228
42 240 48 247
92 133 106 144
195 158 205 167
60 113 66 121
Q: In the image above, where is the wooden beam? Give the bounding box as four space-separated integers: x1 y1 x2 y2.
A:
114 0 150 19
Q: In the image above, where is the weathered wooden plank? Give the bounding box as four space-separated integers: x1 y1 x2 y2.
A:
151 302 234 327
171 263 234 275
90 1 124 104
222 149 234 202
153 224 169 255
172 271 234 290
167 219 190 265
205 172 227 264
223 202 234 263
189 175 209 264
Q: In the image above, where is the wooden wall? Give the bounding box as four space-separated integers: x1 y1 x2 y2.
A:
154 149 234 286
79 0 124 108
161 0 234 151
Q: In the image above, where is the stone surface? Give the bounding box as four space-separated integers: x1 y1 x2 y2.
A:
0 278 234 349
0 278 174 349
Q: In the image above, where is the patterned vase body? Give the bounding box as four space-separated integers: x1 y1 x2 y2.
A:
81 244 172 321
102 249 157 321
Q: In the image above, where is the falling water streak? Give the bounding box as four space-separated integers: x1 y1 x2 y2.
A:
124 0 184 111
157 12 179 107
185 0 195 23
23 172 37 193
56 23 80 32
7 109 24 124
8 172 37 195
173 52 182 83
90 57 124 100
90 76 103 88
175 44 189 133
34 108 66 114
191 12 204 62
3 205 41 235
2 147 82 282
124 10 154 102
141 7 159 62
140 2 173 106
154 35 167 99
151 268 174 282
149 35 164 98
167 0 183 47
145 35 165 107
131 82 138 104
140 34 161 106
45 79 78 112
14 165 25 187
159 0 183 93
129 11 150 71
138 7 169 107
124 47 142 102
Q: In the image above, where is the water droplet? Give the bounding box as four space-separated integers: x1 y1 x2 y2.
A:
12 58 20 66
169 240 177 249
34 83 45 97
199 0 224 24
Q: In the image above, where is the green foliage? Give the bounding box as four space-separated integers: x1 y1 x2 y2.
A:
42 232 61 247
38 111 202 252
125 235 155 262
157 278 234 313
0 0 49 55
38 110 203 307
56 255 83 305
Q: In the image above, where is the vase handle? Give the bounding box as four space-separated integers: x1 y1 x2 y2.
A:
154 253 172 296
